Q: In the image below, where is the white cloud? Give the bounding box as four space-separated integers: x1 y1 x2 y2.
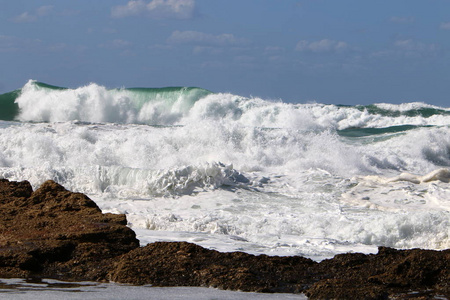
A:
13 12 36 23
394 39 439 53
390 16 415 24
12 5 53 23
167 31 249 47
111 0 195 19
111 0 147 17
440 22 450 30
296 39 348 53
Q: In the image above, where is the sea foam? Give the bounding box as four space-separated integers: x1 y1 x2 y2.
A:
1 80 449 259
10 80 450 130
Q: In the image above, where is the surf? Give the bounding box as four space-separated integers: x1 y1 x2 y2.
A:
2 80 450 130
0 80 212 124
0 80 449 258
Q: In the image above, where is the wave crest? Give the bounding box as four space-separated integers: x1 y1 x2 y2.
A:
1 80 449 130
14 80 211 124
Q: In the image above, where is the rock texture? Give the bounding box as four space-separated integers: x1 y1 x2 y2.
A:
108 241 316 293
307 247 450 299
0 179 139 281
0 179 449 299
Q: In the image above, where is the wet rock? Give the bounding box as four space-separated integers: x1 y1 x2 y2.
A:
306 247 450 299
108 241 316 293
0 179 139 281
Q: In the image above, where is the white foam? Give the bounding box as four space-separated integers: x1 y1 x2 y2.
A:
359 168 450 185
2 94 450 259
343 168 450 213
188 95 450 130
16 81 136 123
94 162 450 258
14 81 450 130
386 168 450 184
375 101 447 111
15 80 201 125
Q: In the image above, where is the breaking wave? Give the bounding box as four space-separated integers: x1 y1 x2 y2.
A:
0 80 449 131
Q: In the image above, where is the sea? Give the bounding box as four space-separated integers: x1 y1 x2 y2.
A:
0 79 449 298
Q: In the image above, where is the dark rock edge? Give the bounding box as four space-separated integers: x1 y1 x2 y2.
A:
0 179 448 299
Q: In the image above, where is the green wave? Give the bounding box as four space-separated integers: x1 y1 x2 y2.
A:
337 125 430 137
125 86 212 110
0 90 20 121
0 81 212 121
33 81 68 90
0 81 68 121
352 104 450 118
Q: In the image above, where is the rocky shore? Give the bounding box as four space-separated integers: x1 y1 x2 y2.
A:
0 179 448 299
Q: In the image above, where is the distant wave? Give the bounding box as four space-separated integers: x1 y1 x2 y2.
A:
1 80 449 132
351 103 450 118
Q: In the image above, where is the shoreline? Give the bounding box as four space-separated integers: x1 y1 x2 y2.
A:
0 179 448 299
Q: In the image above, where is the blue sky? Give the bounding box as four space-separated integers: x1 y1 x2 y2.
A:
1 0 449 105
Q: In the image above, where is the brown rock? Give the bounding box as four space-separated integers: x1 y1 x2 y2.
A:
306 247 450 299
108 241 316 293
0 179 139 281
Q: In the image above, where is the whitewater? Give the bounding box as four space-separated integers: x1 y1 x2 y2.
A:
0 79 449 263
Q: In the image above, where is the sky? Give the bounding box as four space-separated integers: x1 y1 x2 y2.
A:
1 0 450 105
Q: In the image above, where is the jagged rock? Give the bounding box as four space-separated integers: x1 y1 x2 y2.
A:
0 179 139 281
0 179 448 299
306 247 450 299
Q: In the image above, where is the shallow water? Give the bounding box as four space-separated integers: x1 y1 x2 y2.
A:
0 278 306 300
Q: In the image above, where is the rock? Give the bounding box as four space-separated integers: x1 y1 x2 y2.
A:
306 247 450 299
0 179 448 299
0 179 139 281
108 241 316 293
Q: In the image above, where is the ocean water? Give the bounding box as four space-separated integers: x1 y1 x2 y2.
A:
0 79 449 262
